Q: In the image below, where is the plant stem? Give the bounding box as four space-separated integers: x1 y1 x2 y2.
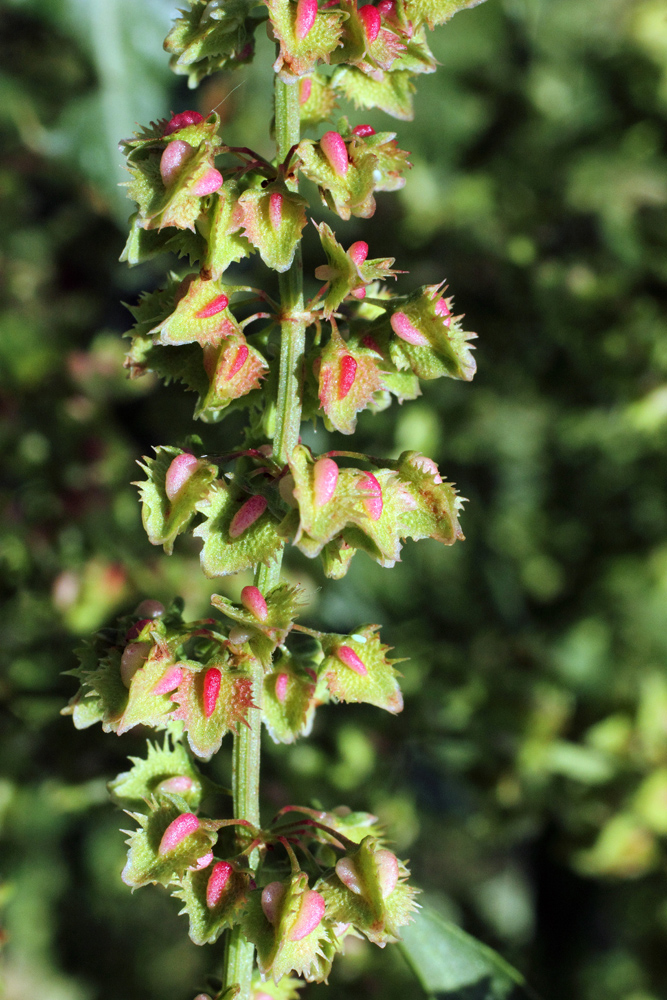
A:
222 74 304 1000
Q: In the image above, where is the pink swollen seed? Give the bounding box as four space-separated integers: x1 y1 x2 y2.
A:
359 472 383 521
192 167 223 196
229 495 268 538
196 293 229 318
206 861 234 908
134 598 165 618
152 666 183 695
335 856 362 894
261 881 286 924
435 296 451 319
191 850 214 871
358 4 381 42
225 344 248 381
269 191 283 230
299 78 313 105
375 849 400 898
336 645 368 676
165 452 200 501
120 642 151 688
290 889 326 941
163 110 204 135
351 287 366 300
203 667 222 718
160 140 193 186
390 311 429 347
352 123 376 137
275 672 289 702
157 775 194 795
320 131 349 176
338 355 357 400
313 456 339 508
348 240 369 266
241 585 269 621
125 618 151 642
295 0 318 39
158 813 200 855
376 0 396 14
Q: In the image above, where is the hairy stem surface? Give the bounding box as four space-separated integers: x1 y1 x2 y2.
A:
223 74 304 1000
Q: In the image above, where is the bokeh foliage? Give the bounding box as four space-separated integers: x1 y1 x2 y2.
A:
2 0 667 998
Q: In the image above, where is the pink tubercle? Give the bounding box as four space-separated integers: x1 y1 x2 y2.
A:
158 812 200 854
269 191 283 230
160 140 193 186
206 860 234 908
390 311 429 347
320 131 349 177
125 618 151 642
336 856 362 894
152 666 183 696
358 4 381 42
351 287 366 300
191 850 214 871
120 642 151 688
359 471 383 521
313 456 339 508
196 293 229 318
338 355 357 400
163 110 204 135
157 775 194 795
203 667 222 718
377 0 396 16
362 333 380 353
435 296 452 322
295 0 318 39
229 494 268 538
225 343 249 381
336 645 368 676
241 585 269 622
375 849 400 898
352 124 376 137
165 452 200 501
290 889 326 941
348 240 369 266
261 881 286 925
299 78 313 105
192 167 223 196
275 672 289 703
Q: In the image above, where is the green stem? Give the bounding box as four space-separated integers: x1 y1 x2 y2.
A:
222 74 305 1000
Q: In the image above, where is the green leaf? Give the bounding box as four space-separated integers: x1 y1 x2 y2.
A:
165 0 261 87
332 66 416 121
400 904 527 999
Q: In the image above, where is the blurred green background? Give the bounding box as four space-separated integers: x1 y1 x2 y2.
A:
3 0 667 997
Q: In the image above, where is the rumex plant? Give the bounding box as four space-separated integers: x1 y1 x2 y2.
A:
64 0 484 997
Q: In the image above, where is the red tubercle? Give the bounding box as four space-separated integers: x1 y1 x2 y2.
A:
390 311 429 346
152 666 183 696
435 296 452 322
359 471 383 520
158 813 200 854
160 140 192 186
269 191 283 230
228 494 268 537
313 456 339 508
192 167 224 196
299 78 313 105
125 618 152 642
196 293 229 318
275 672 289 703
225 344 249 381
203 667 222 718
352 124 376 137
336 645 368 676
295 0 318 39
165 452 200 501
358 4 381 42
163 110 204 135
348 240 369 265
206 861 233 908
362 333 381 353
241 585 269 621
320 131 349 176
351 287 366 300
338 355 357 400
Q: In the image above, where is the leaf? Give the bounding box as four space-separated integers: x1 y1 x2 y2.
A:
317 623 404 714
121 800 217 888
400 903 528 999
194 480 285 577
109 736 207 811
170 658 256 758
332 66 416 121
136 446 218 555
173 858 252 944
267 0 347 81
316 328 385 433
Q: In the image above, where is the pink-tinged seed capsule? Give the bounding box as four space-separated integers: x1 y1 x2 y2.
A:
120 642 151 688
206 860 234 908
163 110 204 135
348 241 369 266
352 123 376 137
152 666 183 696
338 355 357 400
358 4 381 42
165 452 200 502
269 191 283 230
261 881 286 924
290 889 326 941
359 471 383 521
313 456 339 508
390 311 430 347
375 849 400 898
336 645 368 676
203 667 222 718
125 618 152 642
157 775 194 795
192 167 223 196
228 495 268 538
134 598 165 618
320 131 349 177
299 78 313 105
241 585 268 621
226 344 248 381
275 672 289 703
196 293 229 318
295 0 318 39
158 813 200 855
160 140 193 186
336 856 362 894
191 850 214 871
